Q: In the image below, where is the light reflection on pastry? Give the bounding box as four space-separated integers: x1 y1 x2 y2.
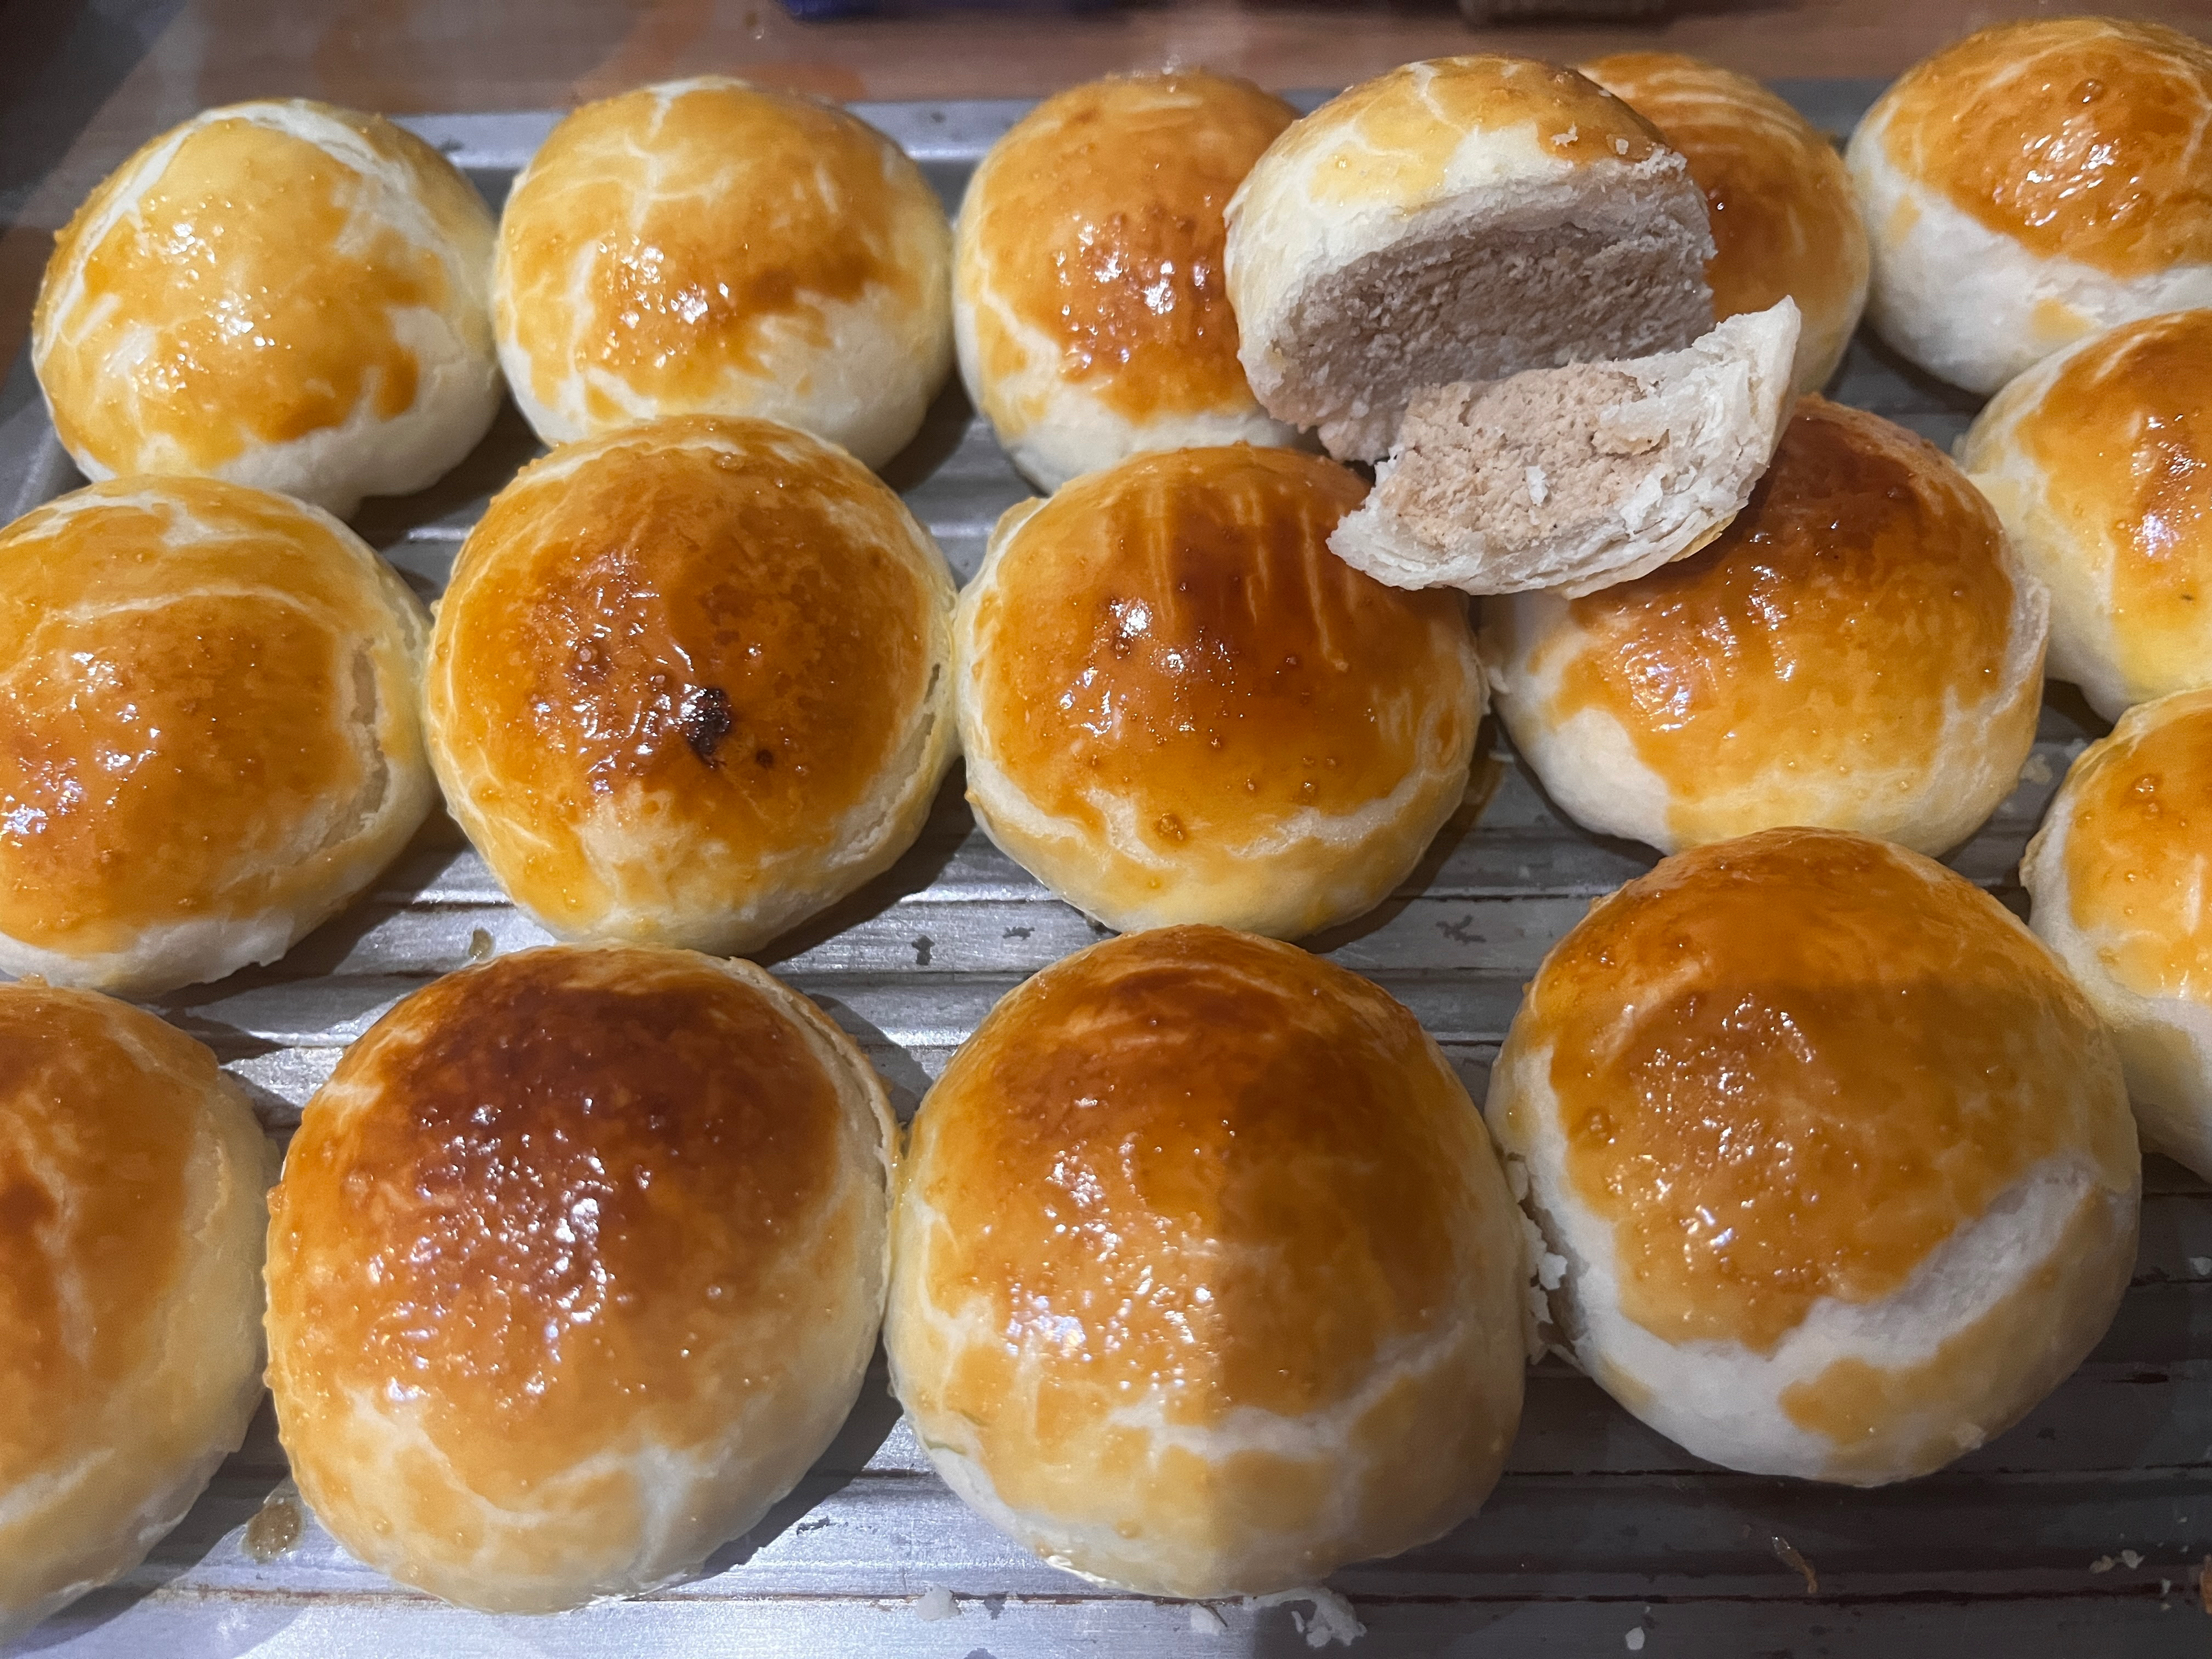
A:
494 77 952 469
955 70 1302 490
1484 397 2045 856
32 99 500 516
1846 18 2212 393
1489 826 2137 1485
954 444 1483 939
1582 51 1869 396
1961 307 2212 721
0 982 274 1644
0 476 435 996
888 925 1527 1597
2025 688 2212 1183
264 944 896 1613
425 415 957 955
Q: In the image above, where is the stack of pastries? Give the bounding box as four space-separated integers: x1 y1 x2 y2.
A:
4 14 2209 1637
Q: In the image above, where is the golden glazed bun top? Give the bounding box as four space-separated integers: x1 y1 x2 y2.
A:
493 78 952 467
1960 308 2212 719
905 931 1485 1417
965 448 1453 830
32 99 498 515
956 445 1482 937
2021 686 2212 1181
1582 52 1870 393
1256 54 1665 205
889 925 1525 1597
1502 828 2134 1355
264 946 896 1612
0 478 434 995
958 71 1295 465
1489 398 2036 853
0 984 271 1642
1489 828 2136 1485
426 415 956 954
2044 688 2212 1003
1869 19 2212 280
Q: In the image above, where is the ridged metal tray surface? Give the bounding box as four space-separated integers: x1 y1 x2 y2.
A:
6 84 2211 1659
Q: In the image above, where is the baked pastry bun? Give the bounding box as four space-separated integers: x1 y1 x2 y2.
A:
0 984 272 1643
955 71 1302 491
1330 299 1798 597
2024 689 2212 1182
1489 827 2137 1486
1847 19 2212 395
1582 52 1870 396
0 478 436 997
1225 56 1714 462
264 944 897 1613
888 925 1527 1597
954 445 1482 938
32 99 500 517
426 415 956 955
495 78 952 469
1960 307 2212 721
1484 397 2046 855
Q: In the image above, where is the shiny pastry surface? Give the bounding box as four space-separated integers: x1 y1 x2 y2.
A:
0 476 432 987
1488 397 2038 854
1583 51 1869 391
34 101 494 481
264 944 896 1612
1874 17 2212 277
888 925 1525 1597
426 415 956 952
956 445 1482 936
0 983 270 1642
961 71 1294 428
1510 828 2132 1352
492 77 952 464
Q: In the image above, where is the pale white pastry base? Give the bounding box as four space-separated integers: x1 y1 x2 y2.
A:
1488 1034 2137 1485
1847 121 2212 397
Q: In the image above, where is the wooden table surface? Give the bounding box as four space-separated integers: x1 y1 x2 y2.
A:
4 0 2209 374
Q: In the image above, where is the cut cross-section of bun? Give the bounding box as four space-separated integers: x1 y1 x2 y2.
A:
1226 56 1716 463
1329 299 1797 597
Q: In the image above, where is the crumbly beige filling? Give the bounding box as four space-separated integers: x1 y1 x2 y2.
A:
1376 364 1683 546
1281 217 1712 460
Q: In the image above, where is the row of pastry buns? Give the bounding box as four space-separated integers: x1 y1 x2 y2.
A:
0 832 2141 1628
17 56 1854 516
21 30 2204 963
7 12 2212 1639
2 367 2188 984
0 393 2051 990
29 80 956 515
31 18 2205 524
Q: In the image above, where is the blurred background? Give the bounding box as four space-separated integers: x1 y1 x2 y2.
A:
4 0 2208 371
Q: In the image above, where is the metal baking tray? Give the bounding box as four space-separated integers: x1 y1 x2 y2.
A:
6 84 2211 1659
